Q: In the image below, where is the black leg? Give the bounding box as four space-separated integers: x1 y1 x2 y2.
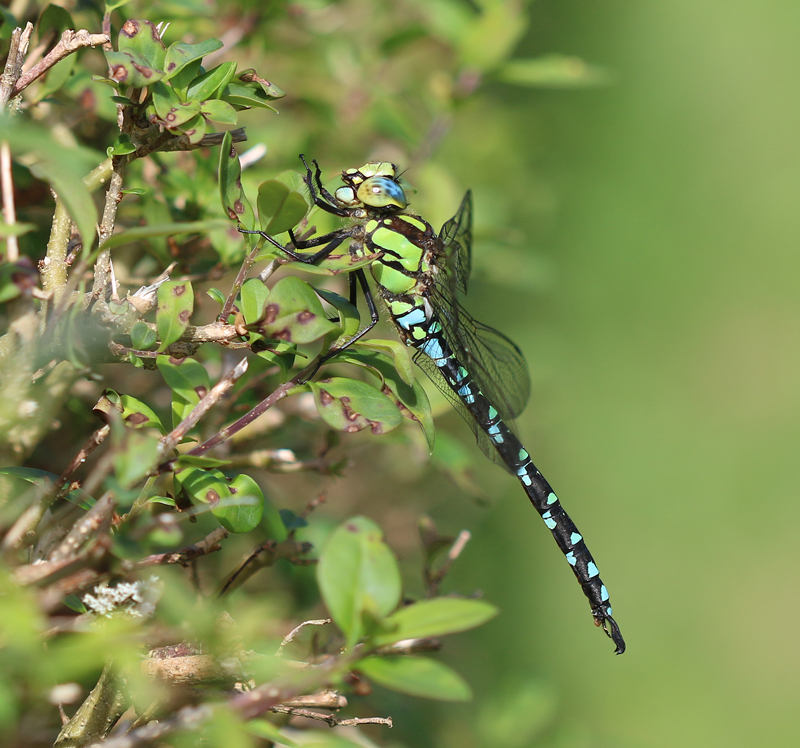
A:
320 269 379 357
299 154 350 217
238 227 349 265
298 269 381 385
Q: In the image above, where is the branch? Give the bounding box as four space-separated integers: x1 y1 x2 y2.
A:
276 619 332 656
269 705 392 728
156 356 249 462
134 527 229 568
12 30 110 97
0 23 33 108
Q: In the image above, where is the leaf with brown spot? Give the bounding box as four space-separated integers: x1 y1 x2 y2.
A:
156 280 194 351
257 276 338 344
308 378 403 435
94 390 165 433
332 349 435 452
218 131 255 232
117 19 166 71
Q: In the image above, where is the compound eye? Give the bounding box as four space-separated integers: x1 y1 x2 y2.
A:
356 176 407 209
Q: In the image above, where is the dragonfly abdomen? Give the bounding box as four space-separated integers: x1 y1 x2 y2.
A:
391 302 625 654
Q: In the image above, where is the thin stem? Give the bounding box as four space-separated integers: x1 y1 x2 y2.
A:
1 141 18 260
218 242 265 322
11 30 109 97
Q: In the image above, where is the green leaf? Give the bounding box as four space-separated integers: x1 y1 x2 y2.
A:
237 69 285 99
256 179 309 236
256 276 338 344
254 340 296 380
156 281 194 351
355 338 414 385
106 134 137 156
152 83 202 126
246 720 296 746
207 287 226 308
130 321 156 350
316 516 402 646
221 81 279 111
105 50 165 88
174 454 230 470
213 473 264 533
147 496 176 506
372 598 498 646
104 0 134 12
200 99 238 125
156 356 210 429
187 61 238 101
331 350 432 448
358 655 471 701
94 390 165 432
0 223 35 238
315 288 361 341
309 377 403 435
240 278 269 325
175 113 206 145
117 19 166 71
496 55 610 88
218 131 255 230
164 39 223 82
175 466 232 508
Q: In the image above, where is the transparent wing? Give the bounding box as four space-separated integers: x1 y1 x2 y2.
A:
438 191 472 294
429 285 531 421
419 189 530 466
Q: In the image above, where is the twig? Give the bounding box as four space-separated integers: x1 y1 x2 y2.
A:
1 141 18 260
134 527 229 568
280 690 345 709
92 157 127 302
48 492 115 562
426 529 471 596
269 706 392 728
12 30 109 97
218 243 266 322
218 540 313 597
0 23 33 109
276 619 332 656
156 356 250 462
169 356 322 466
43 159 113 307
54 664 127 747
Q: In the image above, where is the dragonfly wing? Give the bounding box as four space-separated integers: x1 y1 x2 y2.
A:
438 191 472 295
429 282 531 421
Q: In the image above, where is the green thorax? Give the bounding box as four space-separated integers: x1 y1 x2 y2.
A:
364 213 437 296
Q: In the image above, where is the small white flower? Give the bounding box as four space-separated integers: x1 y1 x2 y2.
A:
82 577 162 619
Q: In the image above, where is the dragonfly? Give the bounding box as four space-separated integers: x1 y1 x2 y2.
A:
242 156 625 654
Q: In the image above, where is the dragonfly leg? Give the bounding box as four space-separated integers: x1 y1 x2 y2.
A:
320 269 379 357
238 227 349 265
298 269 380 385
299 154 350 217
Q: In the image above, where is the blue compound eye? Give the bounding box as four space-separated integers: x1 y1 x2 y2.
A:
357 176 407 209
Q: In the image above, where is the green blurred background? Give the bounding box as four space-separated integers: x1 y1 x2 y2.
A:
430 1 800 746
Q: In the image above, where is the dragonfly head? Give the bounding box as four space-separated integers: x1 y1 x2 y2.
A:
336 162 408 211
